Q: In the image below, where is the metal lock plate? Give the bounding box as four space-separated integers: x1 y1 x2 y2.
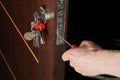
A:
56 0 66 45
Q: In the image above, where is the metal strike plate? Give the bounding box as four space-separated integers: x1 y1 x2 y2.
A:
56 0 66 45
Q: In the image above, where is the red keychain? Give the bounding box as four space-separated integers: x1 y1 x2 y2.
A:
34 22 46 31
71 45 78 48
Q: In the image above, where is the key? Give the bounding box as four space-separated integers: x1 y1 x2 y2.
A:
24 32 35 41
33 22 46 44
38 30 45 44
31 19 40 47
32 15 46 47
30 21 40 48
33 31 40 48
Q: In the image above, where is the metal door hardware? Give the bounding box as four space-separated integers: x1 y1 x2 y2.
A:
24 5 52 48
56 0 66 45
33 5 53 24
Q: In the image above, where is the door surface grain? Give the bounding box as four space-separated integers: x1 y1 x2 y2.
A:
0 0 68 80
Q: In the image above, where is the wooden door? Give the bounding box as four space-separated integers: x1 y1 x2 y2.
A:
0 0 68 80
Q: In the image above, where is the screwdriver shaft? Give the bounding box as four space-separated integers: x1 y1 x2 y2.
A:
57 34 72 47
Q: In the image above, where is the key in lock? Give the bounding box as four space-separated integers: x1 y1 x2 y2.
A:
33 5 53 24
24 5 53 48
31 20 46 46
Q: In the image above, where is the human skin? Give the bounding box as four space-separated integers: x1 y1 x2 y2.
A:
62 40 120 77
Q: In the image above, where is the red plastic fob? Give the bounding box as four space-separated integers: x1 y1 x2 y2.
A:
34 23 46 30
71 45 78 48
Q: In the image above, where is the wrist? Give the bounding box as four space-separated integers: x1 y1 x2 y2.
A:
97 50 120 77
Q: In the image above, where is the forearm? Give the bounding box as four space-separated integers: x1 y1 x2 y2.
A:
98 49 120 77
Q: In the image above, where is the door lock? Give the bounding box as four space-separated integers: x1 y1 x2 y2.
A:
33 5 52 24
24 5 53 48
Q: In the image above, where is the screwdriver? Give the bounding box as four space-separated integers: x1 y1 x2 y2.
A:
57 34 78 48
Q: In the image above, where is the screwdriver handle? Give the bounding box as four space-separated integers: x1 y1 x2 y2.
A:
71 45 78 48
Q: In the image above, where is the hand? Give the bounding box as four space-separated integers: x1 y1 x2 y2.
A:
62 40 103 76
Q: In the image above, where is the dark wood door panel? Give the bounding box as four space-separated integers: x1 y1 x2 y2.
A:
1 0 38 35
0 0 68 80
37 0 68 80
0 0 40 60
0 2 40 80
0 50 14 80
